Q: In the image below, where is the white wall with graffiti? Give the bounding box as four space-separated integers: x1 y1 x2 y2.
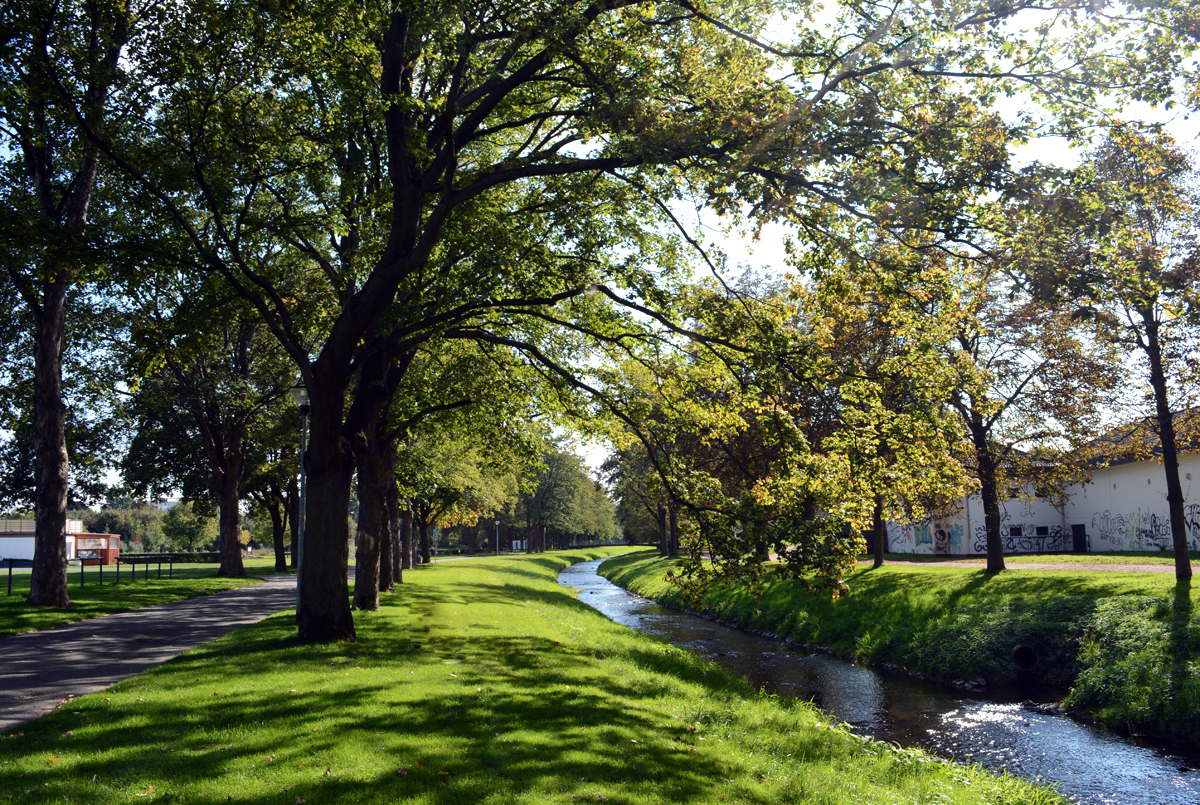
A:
1062 454 1200 553
886 494 1066 556
886 453 1200 555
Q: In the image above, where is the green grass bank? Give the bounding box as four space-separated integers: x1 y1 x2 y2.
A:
599 551 1200 751
0 550 1061 804
0 559 275 637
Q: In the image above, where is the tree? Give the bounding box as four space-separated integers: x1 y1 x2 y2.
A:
161 501 219 552
243 424 300 574
1017 127 1200 580
121 282 295 577
947 255 1119 573
0 0 133 606
795 246 976 569
67 0 1193 638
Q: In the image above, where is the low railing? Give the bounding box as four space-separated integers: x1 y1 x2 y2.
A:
118 552 221 581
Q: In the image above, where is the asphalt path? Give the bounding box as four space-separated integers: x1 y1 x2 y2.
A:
0 573 296 733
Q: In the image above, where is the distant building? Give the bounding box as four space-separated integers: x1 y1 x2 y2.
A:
0 519 121 564
886 420 1200 555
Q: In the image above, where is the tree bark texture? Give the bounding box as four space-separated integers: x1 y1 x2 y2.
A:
27 283 71 608
216 473 247 578
872 494 886 568
296 386 356 642
352 438 388 610
386 461 400 587
658 504 668 557
1143 312 1193 581
401 505 413 571
289 479 299 569
971 418 1006 574
267 494 288 573
668 504 679 557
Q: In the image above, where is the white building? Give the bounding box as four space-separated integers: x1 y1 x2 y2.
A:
886 445 1200 556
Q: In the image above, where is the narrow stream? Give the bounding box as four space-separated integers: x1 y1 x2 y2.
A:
559 558 1200 805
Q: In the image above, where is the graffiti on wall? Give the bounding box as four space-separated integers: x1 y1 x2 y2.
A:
971 524 1068 555
934 524 964 555
1185 504 1200 551
1091 508 1176 551
914 523 932 547
1092 507 1200 552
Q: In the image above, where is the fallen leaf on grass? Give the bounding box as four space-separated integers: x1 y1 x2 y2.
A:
47 756 60 763
135 785 156 797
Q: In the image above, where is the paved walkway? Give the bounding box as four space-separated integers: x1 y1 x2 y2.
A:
0 573 296 732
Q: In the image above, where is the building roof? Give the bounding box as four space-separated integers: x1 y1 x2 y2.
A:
1086 410 1200 467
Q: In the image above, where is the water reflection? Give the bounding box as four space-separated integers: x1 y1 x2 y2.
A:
561 558 1200 805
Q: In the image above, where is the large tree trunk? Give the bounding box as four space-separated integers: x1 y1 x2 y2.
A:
401 504 413 570
420 518 432 564
668 504 680 557
657 504 668 557
872 494 886 568
215 441 247 577
216 477 247 578
296 386 356 643
378 506 393 592
417 513 432 563
289 478 299 569
27 282 70 608
971 419 1006 575
386 464 401 586
23 2 126 607
268 490 287 573
1144 312 1192 581
352 440 388 610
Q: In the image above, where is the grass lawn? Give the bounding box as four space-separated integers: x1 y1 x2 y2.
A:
0 557 282 638
601 551 1200 749
0 548 1061 804
874 551 1200 566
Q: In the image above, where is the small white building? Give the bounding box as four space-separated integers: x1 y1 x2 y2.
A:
0 519 120 563
886 439 1200 556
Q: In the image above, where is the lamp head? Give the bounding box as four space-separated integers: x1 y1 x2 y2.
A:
289 384 310 409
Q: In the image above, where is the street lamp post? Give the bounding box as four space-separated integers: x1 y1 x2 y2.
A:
289 383 310 617
494 519 500 555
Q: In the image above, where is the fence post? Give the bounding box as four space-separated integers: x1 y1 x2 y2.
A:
6 559 12 596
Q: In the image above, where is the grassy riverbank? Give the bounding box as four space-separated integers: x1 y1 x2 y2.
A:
600 550 1200 750
0 549 1061 804
0 559 275 637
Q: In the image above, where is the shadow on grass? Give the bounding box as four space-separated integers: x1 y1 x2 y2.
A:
1 557 778 805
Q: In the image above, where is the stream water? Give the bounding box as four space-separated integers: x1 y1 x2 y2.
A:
559 558 1200 805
